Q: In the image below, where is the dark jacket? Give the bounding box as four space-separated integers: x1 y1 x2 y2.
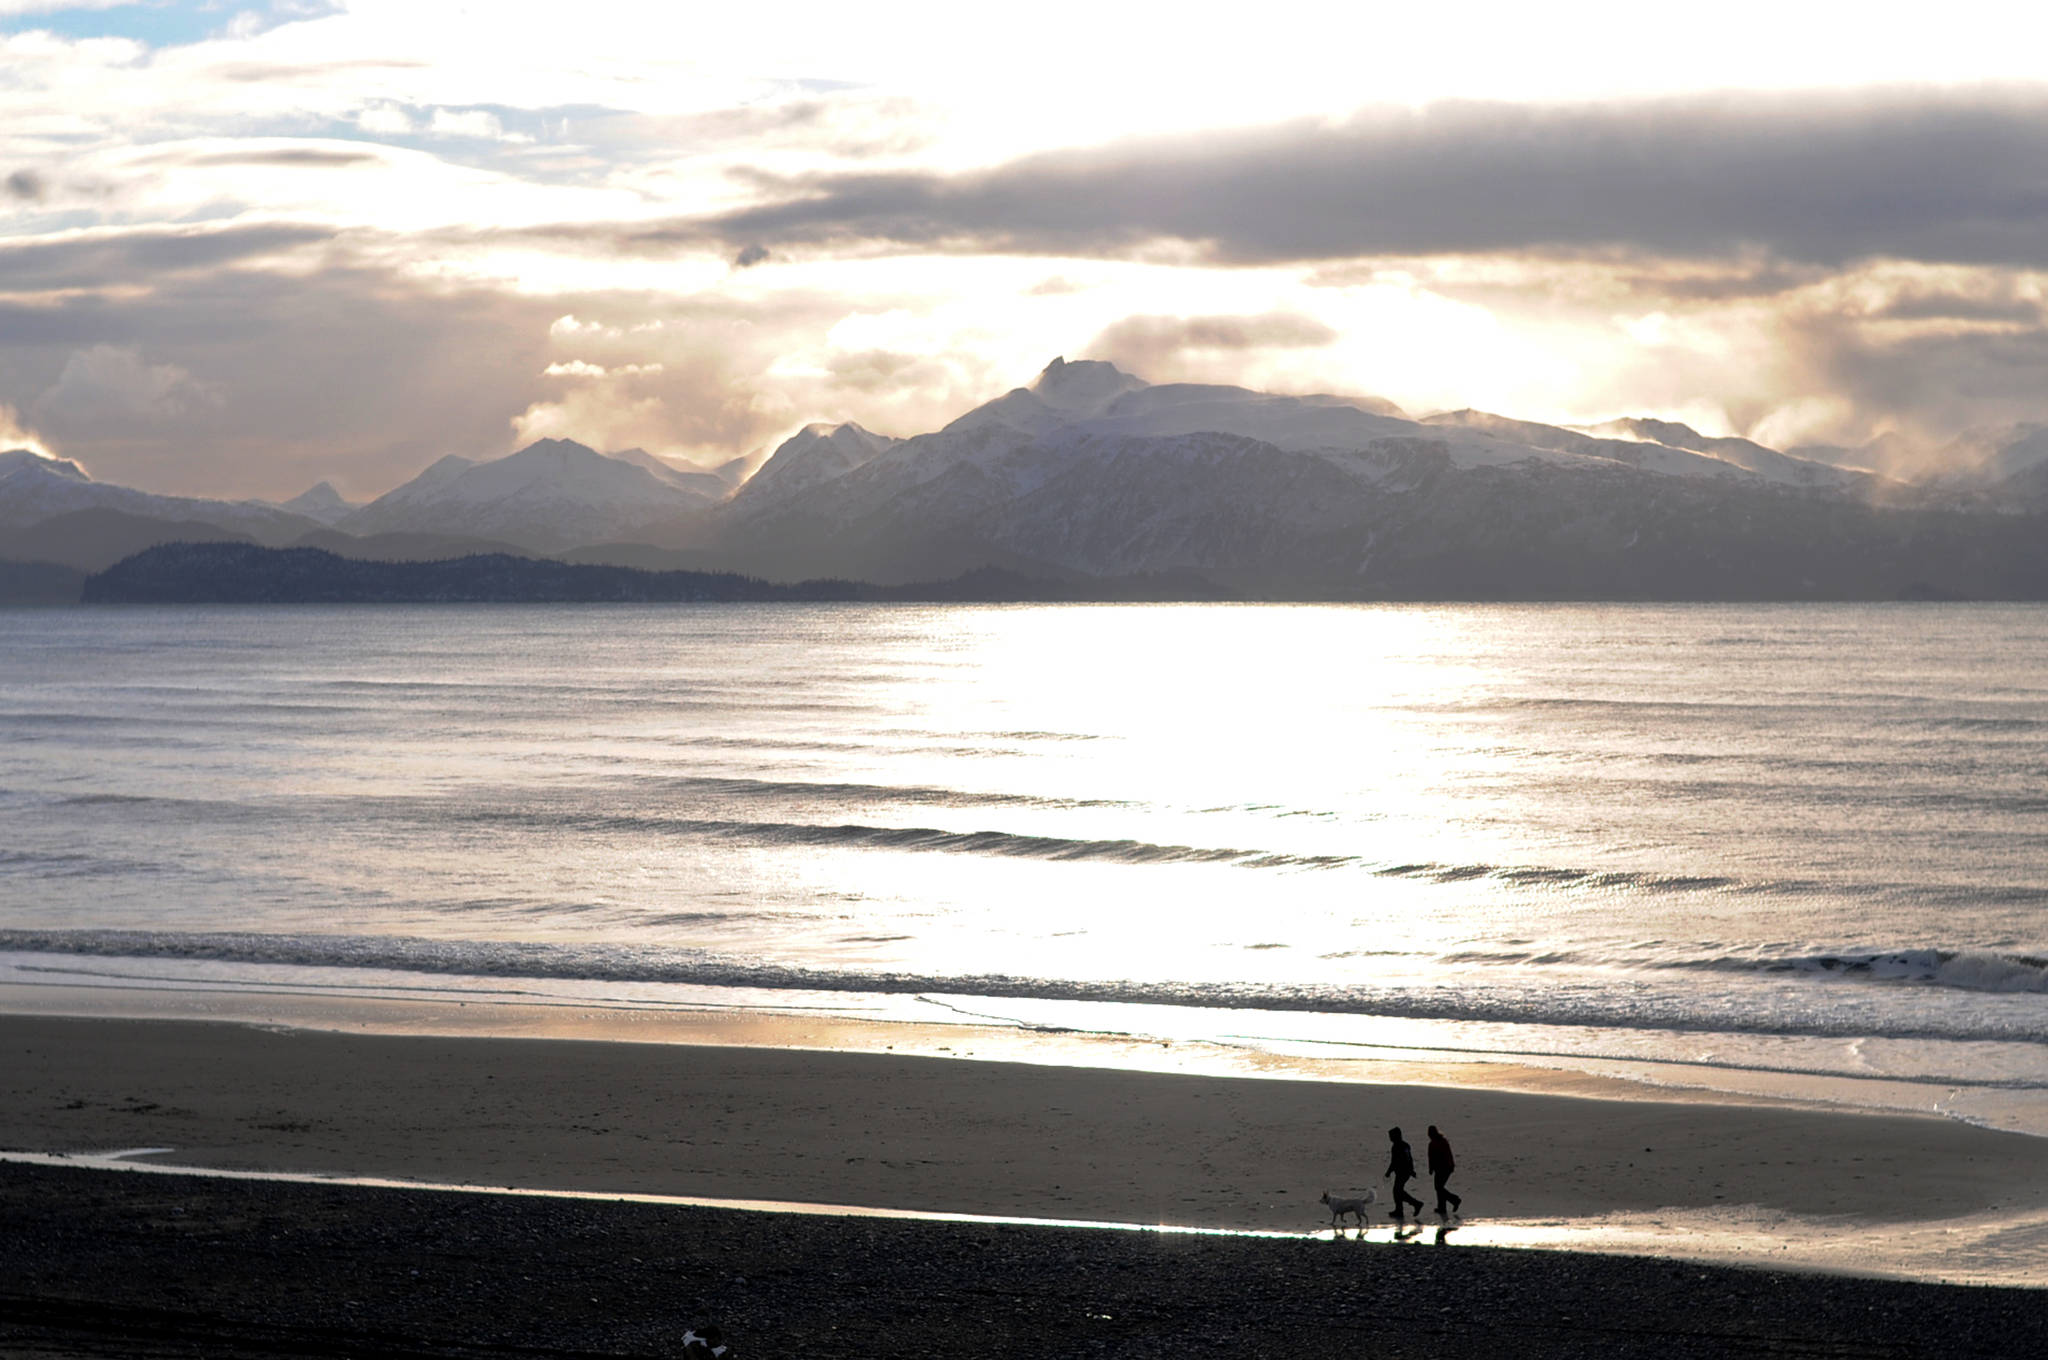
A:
1427 1131 1454 1177
1385 1137 1416 1180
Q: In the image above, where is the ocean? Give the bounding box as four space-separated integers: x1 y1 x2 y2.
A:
3 602 2045 1133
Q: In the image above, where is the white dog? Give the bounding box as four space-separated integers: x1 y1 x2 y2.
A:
1320 1187 1377 1227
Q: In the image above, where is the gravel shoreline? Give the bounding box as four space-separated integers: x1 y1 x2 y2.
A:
4 1162 2041 1359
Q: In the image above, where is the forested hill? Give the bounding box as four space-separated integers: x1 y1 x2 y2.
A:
79 542 1226 604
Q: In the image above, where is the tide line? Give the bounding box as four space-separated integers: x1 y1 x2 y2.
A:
0 1148 1305 1240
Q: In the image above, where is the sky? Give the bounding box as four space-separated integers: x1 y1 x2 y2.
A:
5 1 2048 499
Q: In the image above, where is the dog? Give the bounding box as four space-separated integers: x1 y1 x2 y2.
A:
1319 1187 1377 1228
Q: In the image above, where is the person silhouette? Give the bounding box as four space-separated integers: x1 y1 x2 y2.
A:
1383 1126 1425 1220
1427 1124 1462 1219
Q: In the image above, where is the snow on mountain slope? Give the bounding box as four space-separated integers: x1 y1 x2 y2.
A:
709 357 1988 587
782 359 1418 516
1 447 320 542
711 449 767 488
1079 382 1413 451
1 448 91 485
730 422 900 508
363 453 476 513
274 481 359 526
1585 417 1863 487
975 431 1437 578
724 361 1909 557
605 447 731 498
340 438 723 551
1938 423 2048 484
938 357 1147 438
1790 431 1922 479
942 359 1412 455
1424 410 1774 478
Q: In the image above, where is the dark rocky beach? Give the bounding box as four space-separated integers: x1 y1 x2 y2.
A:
3 1161 2041 1359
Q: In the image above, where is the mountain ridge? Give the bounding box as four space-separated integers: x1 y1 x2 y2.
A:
12 358 2048 600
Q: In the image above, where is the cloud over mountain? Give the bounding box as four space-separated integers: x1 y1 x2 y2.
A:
696 90 2048 269
5 5 2048 497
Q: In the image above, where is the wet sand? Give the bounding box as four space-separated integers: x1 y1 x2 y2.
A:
4 1013 2045 1237
5 1011 2047 1356
3 1160 2044 1359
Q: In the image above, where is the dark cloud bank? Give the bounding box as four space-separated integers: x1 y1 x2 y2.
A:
695 89 2048 269
0 223 336 292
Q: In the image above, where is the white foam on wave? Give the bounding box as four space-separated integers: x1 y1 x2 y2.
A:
6 929 2048 1046
1777 949 2048 993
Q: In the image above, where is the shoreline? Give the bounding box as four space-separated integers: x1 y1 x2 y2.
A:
9 966 2035 1134
9 1161 2044 1360
5 1008 2046 1287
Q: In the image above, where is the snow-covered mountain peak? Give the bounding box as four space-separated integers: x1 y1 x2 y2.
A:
337 438 723 550
1075 379 1414 453
406 454 478 493
494 437 605 478
1030 357 1148 414
275 481 357 525
1586 416 1710 447
940 360 1147 438
0 447 92 484
732 421 901 506
803 420 891 448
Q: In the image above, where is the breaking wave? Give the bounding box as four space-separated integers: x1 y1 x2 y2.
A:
5 929 2046 1047
1739 949 2048 994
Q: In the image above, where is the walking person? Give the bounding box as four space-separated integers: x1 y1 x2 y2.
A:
1427 1124 1462 1219
1383 1126 1425 1220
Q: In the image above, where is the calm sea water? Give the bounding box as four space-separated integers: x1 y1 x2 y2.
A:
3 603 2045 1129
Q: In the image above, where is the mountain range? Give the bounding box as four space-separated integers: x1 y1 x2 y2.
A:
8 359 2048 602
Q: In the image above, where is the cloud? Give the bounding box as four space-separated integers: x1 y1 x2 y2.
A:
0 1 130 14
428 108 517 141
820 347 946 393
1787 316 2048 450
0 227 890 496
186 148 381 168
693 89 2048 270
732 243 770 268
5 168 45 201
1865 292 2043 325
0 222 333 290
511 344 791 459
542 359 663 377
1087 311 1337 373
0 401 50 456
33 344 217 426
356 105 414 136
0 260 564 497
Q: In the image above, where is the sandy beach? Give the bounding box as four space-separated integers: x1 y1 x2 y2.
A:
4 1011 2048 1357
6 1008 2048 1248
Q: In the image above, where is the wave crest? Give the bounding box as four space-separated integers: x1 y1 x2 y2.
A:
4 928 2045 1046
1772 949 2048 994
